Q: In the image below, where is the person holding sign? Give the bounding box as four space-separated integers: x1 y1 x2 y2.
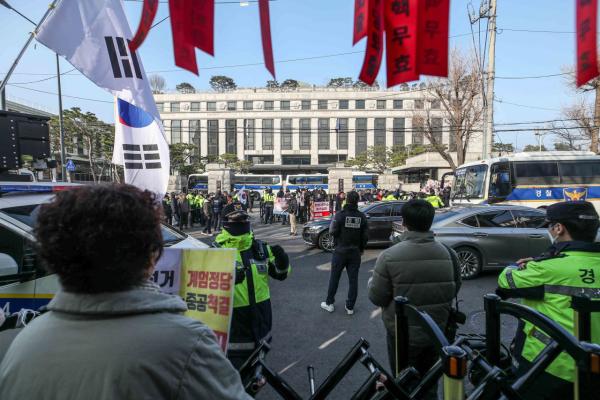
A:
0 184 250 400
214 201 291 369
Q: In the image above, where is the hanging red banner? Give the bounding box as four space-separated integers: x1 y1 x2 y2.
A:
418 0 450 77
259 0 276 78
358 0 384 85
129 0 159 53
385 0 420 86
128 0 273 77
353 0 370 45
576 0 599 86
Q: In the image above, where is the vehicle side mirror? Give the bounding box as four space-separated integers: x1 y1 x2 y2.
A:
0 254 18 277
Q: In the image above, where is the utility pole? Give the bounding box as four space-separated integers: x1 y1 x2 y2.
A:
470 0 497 160
56 54 66 181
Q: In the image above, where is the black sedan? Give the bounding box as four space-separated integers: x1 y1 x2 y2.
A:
302 201 406 251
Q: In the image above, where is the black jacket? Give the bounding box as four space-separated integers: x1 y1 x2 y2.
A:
329 204 368 253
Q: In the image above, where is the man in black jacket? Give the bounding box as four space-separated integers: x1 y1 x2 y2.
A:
320 191 368 315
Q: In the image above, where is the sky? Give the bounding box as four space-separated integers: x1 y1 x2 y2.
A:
0 0 592 150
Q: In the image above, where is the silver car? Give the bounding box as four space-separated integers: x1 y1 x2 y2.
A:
391 205 551 280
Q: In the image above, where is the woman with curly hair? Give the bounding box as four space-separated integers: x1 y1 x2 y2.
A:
0 184 250 400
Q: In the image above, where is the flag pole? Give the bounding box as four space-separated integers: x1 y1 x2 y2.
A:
0 0 60 110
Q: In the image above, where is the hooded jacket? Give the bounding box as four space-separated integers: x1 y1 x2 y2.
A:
0 283 251 400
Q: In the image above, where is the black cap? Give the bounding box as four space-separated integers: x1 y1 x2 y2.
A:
222 202 249 222
546 201 599 222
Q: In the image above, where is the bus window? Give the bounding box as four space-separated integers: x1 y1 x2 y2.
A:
559 161 600 184
514 162 560 185
489 162 512 200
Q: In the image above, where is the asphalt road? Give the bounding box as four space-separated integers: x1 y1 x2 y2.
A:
189 212 520 399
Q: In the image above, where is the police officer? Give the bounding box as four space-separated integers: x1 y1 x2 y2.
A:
215 202 291 369
425 189 444 208
497 201 600 400
320 191 369 315
262 189 275 224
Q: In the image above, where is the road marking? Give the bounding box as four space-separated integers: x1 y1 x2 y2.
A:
318 331 346 350
316 263 331 271
370 308 382 319
279 360 300 374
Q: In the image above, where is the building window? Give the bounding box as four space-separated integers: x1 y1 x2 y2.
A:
207 101 216 111
171 102 181 112
156 102 164 112
226 119 237 154
301 100 311 110
282 155 311 165
318 100 328 110
280 100 290 110
430 100 441 109
337 118 348 150
244 119 255 150
189 120 201 162
355 118 367 155
339 100 349 110
208 120 219 158
227 101 237 111
171 120 181 144
300 118 311 150
246 155 274 164
355 99 365 110
393 118 405 146
412 119 424 145
264 101 274 111
393 99 403 109
262 119 274 150
191 102 201 112
280 118 293 150
318 154 347 164
414 99 424 109
377 100 386 110
431 117 443 145
374 118 386 146
243 101 253 110
318 118 330 149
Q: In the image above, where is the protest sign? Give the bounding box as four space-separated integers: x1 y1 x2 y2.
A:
153 248 236 352
312 201 331 218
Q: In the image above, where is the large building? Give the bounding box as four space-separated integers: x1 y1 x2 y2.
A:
155 86 484 179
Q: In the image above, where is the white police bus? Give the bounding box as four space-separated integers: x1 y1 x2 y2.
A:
187 173 209 191
352 173 378 190
452 151 600 210
232 174 283 195
285 174 329 191
0 182 207 315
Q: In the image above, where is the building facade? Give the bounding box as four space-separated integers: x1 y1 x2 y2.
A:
155 86 483 176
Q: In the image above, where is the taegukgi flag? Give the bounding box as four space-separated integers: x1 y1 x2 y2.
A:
36 0 169 195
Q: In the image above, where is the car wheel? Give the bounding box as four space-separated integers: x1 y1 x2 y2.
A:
318 231 334 252
455 246 482 280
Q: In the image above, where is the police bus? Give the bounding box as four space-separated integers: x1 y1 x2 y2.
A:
285 174 329 191
451 151 600 210
352 173 378 190
232 174 283 195
187 173 209 191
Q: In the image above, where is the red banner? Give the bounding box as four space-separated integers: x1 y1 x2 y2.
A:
359 0 384 85
353 0 370 45
418 0 450 77
169 0 198 74
129 0 159 53
190 0 215 56
576 0 599 86
259 0 276 78
385 0 420 86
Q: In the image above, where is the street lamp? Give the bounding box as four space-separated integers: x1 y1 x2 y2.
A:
534 130 548 151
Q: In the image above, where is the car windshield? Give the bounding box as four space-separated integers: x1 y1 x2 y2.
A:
0 204 185 245
453 164 487 200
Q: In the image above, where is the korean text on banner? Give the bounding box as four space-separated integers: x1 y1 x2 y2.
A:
153 248 236 352
576 0 599 87
313 201 331 218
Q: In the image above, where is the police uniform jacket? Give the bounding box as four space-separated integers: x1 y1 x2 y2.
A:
329 203 369 253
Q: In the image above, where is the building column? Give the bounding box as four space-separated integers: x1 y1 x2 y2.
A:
406 117 414 146
311 118 319 164
330 117 337 151
237 118 245 160
273 119 282 164
256 119 263 151
218 119 226 155
292 118 300 150
200 120 208 158
386 117 394 149
366 117 374 147
348 118 356 159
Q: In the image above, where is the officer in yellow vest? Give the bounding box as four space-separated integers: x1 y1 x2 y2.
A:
383 191 396 201
262 189 275 224
214 202 291 369
497 201 600 399
425 189 444 208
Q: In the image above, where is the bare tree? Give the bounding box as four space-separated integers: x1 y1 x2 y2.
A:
549 99 593 150
564 66 600 153
413 49 483 170
149 74 166 94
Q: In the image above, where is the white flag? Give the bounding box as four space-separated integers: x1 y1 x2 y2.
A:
36 0 169 195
